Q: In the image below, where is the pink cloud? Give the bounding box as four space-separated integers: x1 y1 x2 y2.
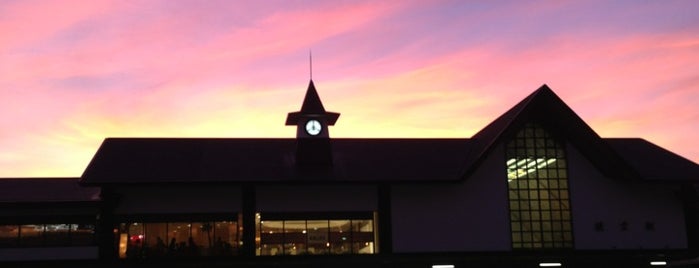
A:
0 0 123 52
1 1 698 177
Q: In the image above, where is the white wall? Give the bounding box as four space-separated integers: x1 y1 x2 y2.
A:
567 143 687 249
114 185 242 214
256 185 377 212
391 144 511 252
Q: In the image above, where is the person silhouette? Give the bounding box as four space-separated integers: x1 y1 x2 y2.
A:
155 236 166 256
168 237 177 255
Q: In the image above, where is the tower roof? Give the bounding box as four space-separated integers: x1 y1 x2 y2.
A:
286 80 340 125
300 80 326 114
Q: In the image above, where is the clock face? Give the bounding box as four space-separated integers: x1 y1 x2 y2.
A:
305 119 322 136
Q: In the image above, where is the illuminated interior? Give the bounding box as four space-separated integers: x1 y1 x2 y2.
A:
0 224 94 247
506 123 573 249
255 213 376 256
507 158 557 181
116 218 241 258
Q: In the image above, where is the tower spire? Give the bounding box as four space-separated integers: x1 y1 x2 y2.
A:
309 49 313 80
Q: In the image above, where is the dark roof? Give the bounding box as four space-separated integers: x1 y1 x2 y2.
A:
81 138 472 184
606 138 699 181
0 178 100 203
463 84 638 181
80 85 699 185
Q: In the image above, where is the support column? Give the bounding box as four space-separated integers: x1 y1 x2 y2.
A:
96 187 118 261
242 184 256 257
377 184 392 254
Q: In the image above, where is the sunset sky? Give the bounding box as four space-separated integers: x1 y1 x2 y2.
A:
1 0 698 177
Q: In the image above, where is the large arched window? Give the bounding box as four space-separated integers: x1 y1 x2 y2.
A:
505 123 573 249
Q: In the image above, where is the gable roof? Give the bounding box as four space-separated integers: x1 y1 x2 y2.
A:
462 84 639 180
80 138 472 185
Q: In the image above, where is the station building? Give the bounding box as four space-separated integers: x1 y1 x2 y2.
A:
2 81 699 267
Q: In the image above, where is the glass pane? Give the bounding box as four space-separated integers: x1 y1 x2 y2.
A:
20 224 44 246
541 211 551 220
531 222 541 231
352 219 374 254
329 220 351 254
518 180 527 188
284 220 307 255
0 225 18 247
531 212 540 221
353 241 374 254
260 220 283 244
191 222 212 256
261 244 283 256
549 180 558 188
512 233 521 242
353 219 373 233
509 190 518 199
540 201 550 210
71 224 95 246
126 223 145 258
511 222 520 231
167 222 190 257
44 224 71 246
141 223 166 257
519 201 529 210
213 221 237 256
542 222 551 231
259 220 284 255
306 220 328 255
544 232 552 242
510 201 519 210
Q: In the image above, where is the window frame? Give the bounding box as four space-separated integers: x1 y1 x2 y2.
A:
505 123 574 250
256 211 376 256
115 213 242 259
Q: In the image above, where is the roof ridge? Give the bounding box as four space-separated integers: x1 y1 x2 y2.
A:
461 84 639 181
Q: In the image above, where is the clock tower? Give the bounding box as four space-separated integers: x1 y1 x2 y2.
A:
286 80 340 166
286 80 339 138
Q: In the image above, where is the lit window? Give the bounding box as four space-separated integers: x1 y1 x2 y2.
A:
506 123 573 249
0 225 19 247
0 223 95 248
116 217 241 259
256 213 376 256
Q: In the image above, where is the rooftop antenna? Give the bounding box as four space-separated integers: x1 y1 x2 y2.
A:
309 49 313 80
